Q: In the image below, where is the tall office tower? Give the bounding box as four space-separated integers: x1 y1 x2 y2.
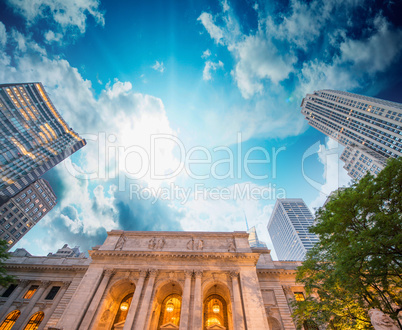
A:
301 90 402 179
268 199 319 261
0 82 86 203
0 178 56 250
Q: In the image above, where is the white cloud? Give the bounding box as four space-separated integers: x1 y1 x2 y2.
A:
44 30 63 44
340 16 402 74
201 49 211 58
6 0 104 33
152 60 165 73
1 29 184 252
0 22 6 47
203 60 224 81
198 12 224 44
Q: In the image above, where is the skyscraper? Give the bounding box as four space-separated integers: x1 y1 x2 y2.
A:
0 178 56 249
268 198 318 261
301 89 402 179
0 83 86 203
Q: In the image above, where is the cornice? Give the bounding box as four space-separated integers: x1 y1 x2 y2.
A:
4 264 89 272
89 250 260 262
107 230 249 238
257 268 297 275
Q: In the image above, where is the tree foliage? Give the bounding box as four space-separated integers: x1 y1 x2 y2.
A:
0 239 14 287
292 157 402 329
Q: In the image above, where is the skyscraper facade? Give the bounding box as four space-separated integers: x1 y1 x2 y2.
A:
268 198 318 261
0 178 56 249
301 89 402 179
0 83 86 203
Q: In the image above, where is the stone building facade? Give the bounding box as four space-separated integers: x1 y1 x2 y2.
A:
0 230 303 330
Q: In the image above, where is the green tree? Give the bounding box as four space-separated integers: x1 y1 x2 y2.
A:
292 157 402 329
0 239 14 287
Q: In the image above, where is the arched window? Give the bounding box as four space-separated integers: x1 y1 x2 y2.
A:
23 311 44 330
157 293 182 328
0 310 21 330
112 293 133 328
203 294 228 329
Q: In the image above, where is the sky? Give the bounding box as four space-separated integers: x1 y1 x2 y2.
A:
1 0 402 258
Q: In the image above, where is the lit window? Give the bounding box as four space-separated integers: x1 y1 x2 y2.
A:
294 292 305 301
0 310 21 329
23 311 44 330
23 285 39 299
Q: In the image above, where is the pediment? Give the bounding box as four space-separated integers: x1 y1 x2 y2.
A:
160 322 179 329
206 324 226 330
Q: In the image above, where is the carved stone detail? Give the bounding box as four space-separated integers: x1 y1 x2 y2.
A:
187 238 204 250
194 270 203 278
104 269 115 277
115 234 127 250
229 271 239 278
148 237 166 250
227 238 236 252
148 269 158 277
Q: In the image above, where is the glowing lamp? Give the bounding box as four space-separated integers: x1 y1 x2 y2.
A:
166 301 174 312
212 301 220 314
120 302 129 311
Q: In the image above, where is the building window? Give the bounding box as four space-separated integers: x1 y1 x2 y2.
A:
1 284 18 298
23 285 39 299
23 311 44 330
157 293 181 328
294 292 305 301
203 293 228 329
45 286 60 300
0 310 21 329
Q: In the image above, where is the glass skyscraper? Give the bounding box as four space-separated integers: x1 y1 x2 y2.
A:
268 199 318 261
0 82 86 203
301 89 402 179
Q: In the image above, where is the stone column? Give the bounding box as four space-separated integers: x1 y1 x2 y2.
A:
123 270 147 330
13 281 50 329
56 267 104 329
38 281 71 330
0 279 29 321
133 269 157 330
192 270 203 329
79 269 115 330
230 271 245 330
179 271 192 330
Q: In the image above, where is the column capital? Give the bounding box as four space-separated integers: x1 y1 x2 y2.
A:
229 271 239 278
18 279 30 287
40 280 51 287
148 269 158 278
104 269 115 277
194 270 203 278
184 270 193 278
139 269 148 278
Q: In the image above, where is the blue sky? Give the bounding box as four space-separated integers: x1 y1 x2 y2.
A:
1 0 402 258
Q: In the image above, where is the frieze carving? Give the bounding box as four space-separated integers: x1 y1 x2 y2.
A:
115 234 127 250
227 238 236 252
148 237 166 250
186 238 204 251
